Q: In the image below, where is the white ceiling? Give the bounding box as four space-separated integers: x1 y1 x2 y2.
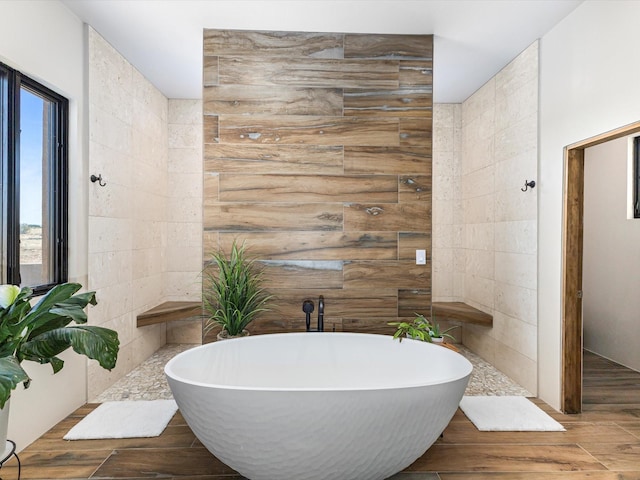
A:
61 0 582 103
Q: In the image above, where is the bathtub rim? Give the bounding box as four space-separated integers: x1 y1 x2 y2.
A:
164 331 473 393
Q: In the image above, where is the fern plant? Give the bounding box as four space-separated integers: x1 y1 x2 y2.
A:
203 241 272 338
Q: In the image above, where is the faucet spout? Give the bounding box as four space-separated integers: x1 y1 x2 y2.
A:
318 295 324 332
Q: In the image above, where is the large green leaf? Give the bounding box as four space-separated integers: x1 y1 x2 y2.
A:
26 313 77 341
48 305 88 324
56 291 98 309
48 292 97 325
19 326 119 371
25 287 97 339
1 299 30 329
0 300 33 358
30 283 82 313
20 284 83 332
0 356 29 409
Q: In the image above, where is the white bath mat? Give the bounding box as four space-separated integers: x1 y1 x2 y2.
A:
459 396 565 431
64 399 178 440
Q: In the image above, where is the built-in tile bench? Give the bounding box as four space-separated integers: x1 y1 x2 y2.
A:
136 301 203 328
431 302 493 327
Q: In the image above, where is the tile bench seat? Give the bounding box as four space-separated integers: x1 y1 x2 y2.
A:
136 301 203 328
431 301 493 327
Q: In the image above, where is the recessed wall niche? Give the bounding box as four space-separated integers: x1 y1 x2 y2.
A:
202 29 433 335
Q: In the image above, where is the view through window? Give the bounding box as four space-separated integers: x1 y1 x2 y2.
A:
20 87 48 286
0 62 68 293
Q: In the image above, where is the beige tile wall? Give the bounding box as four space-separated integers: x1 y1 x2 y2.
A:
433 41 538 394
432 104 463 303
87 28 169 399
165 99 203 344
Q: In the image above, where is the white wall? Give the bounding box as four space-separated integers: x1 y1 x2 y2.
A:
0 0 88 450
539 0 640 409
0 0 202 452
583 136 640 371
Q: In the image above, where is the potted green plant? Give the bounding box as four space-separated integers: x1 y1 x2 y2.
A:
203 241 272 340
389 314 459 343
0 282 119 445
389 314 433 342
426 317 459 344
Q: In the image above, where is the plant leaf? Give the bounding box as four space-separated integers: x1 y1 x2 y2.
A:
49 305 89 324
30 283 82 313
49 356 65 374
18 284 83 334
19 326 119 371
0 356 29 409
27 288 97 339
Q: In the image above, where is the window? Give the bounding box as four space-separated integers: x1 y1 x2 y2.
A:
0 62 68 294
634 136 640 219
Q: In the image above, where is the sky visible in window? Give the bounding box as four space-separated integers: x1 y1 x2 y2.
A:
20 88 44 226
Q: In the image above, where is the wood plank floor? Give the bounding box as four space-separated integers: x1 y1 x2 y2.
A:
3 350 640 479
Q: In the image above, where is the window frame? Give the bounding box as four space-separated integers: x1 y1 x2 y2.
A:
634 136 640 219
0 61 68 294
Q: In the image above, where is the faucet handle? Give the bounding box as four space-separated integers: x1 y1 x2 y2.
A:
302 300 314 313
303 300 315 332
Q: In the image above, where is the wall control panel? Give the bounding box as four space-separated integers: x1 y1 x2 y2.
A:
416 249 426 265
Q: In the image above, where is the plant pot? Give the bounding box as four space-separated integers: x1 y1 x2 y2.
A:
0 399 9 448
431 336 444 344
216 329 250 341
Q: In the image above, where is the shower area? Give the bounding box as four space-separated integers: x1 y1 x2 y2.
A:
86 27 538 401
432 43 539 395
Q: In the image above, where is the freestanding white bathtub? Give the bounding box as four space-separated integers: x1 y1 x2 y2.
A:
165 332 472 480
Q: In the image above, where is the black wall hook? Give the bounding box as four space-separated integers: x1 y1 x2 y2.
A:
90 174 106 187
521 180 536 192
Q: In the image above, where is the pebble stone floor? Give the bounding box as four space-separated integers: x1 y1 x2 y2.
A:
93 343 531 402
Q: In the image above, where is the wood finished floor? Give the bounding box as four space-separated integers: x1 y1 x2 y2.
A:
4 350 640 479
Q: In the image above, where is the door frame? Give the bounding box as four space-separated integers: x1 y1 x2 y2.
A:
562 120 640 413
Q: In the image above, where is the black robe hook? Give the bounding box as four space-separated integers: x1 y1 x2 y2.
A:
521 180 536 192
90 174 106 187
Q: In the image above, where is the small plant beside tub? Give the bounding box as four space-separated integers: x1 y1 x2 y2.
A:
0 282 119 445
389 314 459 343
203 240 273 340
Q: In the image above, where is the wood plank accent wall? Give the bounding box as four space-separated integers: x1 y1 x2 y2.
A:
203 29 433 335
